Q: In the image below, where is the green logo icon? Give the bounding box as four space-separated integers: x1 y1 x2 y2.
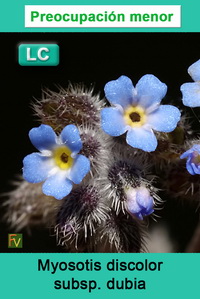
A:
18 44 59 66
8 234 23 248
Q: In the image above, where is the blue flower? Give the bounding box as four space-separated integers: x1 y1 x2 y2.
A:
181 59 200 107
180 144 200 175
23 124 90 200
101 75 181 152
126 186 154 220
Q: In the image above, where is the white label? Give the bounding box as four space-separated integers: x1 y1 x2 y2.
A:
25 5 181 28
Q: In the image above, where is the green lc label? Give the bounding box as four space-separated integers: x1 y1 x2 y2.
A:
18 44 59 66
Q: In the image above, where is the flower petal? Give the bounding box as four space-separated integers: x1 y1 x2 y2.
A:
181 82 200 107
60 124 82 154
180 150 192 159
29 124 57 151
42 173 73 200
186 160 196 175
147 105 181 133
188 59 200 81
191 163 200 175
126 127 157 152
136 74 167 109
192 144 200 153
23 153 53 183
69 154 90 184
180 145 200 159
126 189 141 214
101 107 127 136
128 201 141 215
104 75 134 108
136 187 154 214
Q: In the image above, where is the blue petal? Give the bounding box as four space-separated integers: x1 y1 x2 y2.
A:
69 154 90 184
60 124 82 154
143 208 154 216
191 162 200 174
136 74 167 108
23 153 53 183
188 59 200 81
127 205 143 220
42 173 73 200
191 163 200 174
126 127 157 152
127 199 141 214
181 82 200 107
29 124 57 151
104 75 134 108
136 187 154 210
137 196 154 216
147 105 181 133
192 144 200 153
101 107 127 136
180 151 191 159
186 161 196 175
180 145 200 159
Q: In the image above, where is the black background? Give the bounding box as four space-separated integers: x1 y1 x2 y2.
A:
0 33 200 252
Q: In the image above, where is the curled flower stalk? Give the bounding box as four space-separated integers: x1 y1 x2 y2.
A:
33 84 105 132
78 125 114 175
55 181 109 252
97 210 145 253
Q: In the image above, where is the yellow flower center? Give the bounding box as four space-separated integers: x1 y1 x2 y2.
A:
124 106 146 128
53 146 74 170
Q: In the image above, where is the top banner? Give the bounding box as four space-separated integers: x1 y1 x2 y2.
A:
0 0 200 32
25 5 181 28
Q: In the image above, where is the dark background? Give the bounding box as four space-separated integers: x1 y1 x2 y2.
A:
0 33 200 252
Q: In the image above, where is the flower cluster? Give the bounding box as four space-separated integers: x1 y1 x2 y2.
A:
22 74 181 221
7 63 200 253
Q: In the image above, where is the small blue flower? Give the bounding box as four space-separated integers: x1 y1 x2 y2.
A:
180 144 200 175
23 124 90 200
101 75 181 152
126 186 154 220
181 59 200 107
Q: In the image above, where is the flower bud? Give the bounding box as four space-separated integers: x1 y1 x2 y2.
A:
125 186 154 220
